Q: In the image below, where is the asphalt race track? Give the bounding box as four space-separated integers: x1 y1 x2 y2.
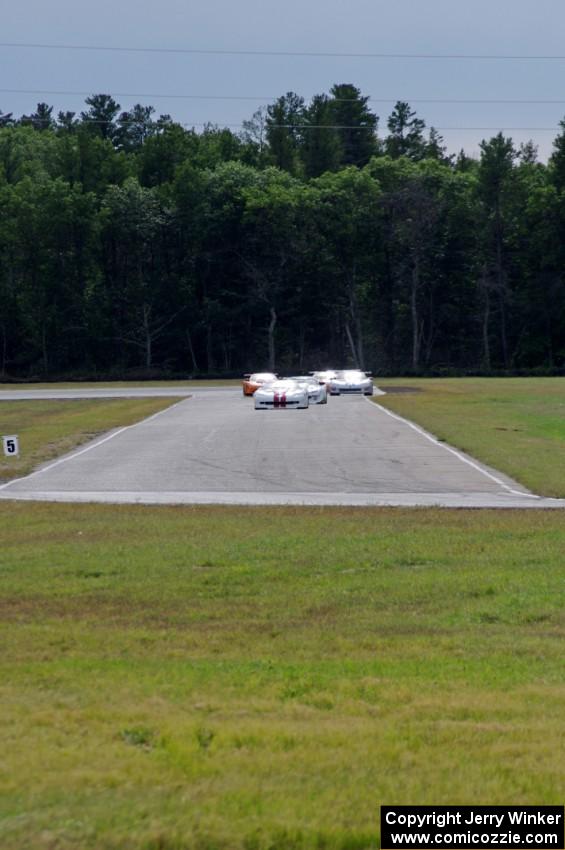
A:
1 388 563 508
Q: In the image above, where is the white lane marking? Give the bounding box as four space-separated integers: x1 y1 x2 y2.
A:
0 398 190 491
364 397 539 498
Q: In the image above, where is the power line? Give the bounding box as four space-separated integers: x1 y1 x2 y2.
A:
3 42 565 60
206 125 561 131
13 118 561 131
3 87 565 106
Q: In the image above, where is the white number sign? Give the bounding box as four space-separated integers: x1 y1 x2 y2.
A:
2 435 19 457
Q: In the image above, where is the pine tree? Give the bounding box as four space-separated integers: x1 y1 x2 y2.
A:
549 119 565 191
80 94 121 142
301 94 341 178
386 101 427 160
265 93 305 174
329 84 378 167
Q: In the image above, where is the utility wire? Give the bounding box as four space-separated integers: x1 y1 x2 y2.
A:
3 87 565 105
14 119 561 131
3 42 565 60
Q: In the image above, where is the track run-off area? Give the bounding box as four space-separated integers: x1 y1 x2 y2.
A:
1 387 563 508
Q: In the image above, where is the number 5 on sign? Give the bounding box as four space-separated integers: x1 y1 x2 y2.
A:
2 435 19 457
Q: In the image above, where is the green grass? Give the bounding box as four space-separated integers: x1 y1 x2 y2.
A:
0 397 183 482
374 378 565 497
1 503 564 849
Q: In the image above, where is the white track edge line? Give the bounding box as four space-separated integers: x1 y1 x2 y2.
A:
0 427 130 490
365 396 540 499
0 397 190 491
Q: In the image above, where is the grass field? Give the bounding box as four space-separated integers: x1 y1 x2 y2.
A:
1 379 564 847
1 502 564 849
374 378 565 498
0 397 182 482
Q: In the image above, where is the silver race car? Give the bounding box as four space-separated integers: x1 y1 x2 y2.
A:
254 379 309 410
288 376 328 404
328 370 374 396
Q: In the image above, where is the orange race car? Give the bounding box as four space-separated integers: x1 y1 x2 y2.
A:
242 372 278 396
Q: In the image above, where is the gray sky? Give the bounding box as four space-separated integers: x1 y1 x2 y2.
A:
3 0 565 160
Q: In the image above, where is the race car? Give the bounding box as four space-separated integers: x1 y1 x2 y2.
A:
328 370 374 396
254 379 309 409
242 372 278 396
310 370 339 388
287 376 328 404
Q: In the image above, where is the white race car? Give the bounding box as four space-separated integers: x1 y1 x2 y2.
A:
328 370 374 396
311 370 339 387
288 376 328 404
254 379 309 410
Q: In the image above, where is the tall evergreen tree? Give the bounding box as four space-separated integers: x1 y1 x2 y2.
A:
80 94 121 142
241 107 268 164
425 127 450 162
21 103 55 132
477 133 517 368
386 101 427 160
0 109 14 128
329 84 378 167
266 93 305 174
57 111 78 133
301 94 341 178
115 104 157 151
549 119 565 192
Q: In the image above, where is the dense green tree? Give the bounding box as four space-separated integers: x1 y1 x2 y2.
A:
513 158 565 367
57 111 79 133
549 119 565 192
301 95 342 178
0 125 58 184
454 149 477 174
0 109 14 128
266 93 305 174
115 104 157 152
385 101 427 160
329 84 378 168
100 178 178 369
137 123 197 187
313 168 382 367
1 92 565 377
426 127 450 162
240 107 268 165
20 103 55 132
80 94 121 142
0 181 21 374
1 174 99 372
476 133 517 368
194 125 246 169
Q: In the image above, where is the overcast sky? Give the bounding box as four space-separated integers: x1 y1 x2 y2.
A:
3 0 565 160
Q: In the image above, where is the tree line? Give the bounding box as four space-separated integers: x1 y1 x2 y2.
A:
1 86 565 378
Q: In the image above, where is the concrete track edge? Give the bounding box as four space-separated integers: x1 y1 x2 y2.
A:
1 490 564 509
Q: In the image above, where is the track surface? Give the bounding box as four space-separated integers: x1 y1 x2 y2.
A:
0 387 201 400
1 388 563 508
